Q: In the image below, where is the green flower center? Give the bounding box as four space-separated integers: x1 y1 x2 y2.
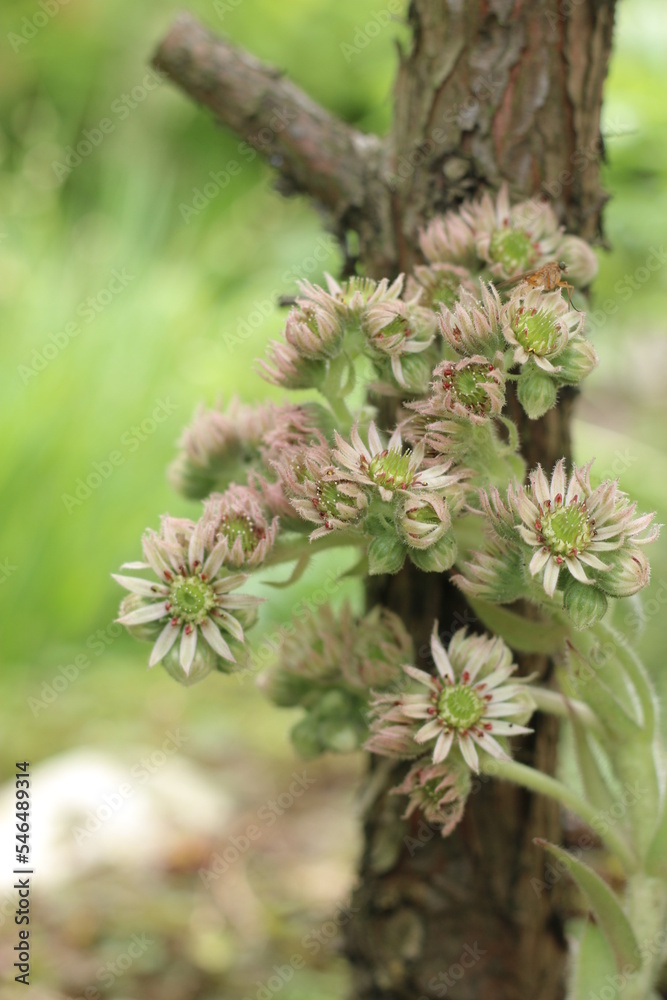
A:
489 227 536 274
441 363 494 413
336 277 381 309
169 575 215 623
372 315 411 345
540 503 592 555
218 513 263 556
315 479 355 523
437 684 485 730
514 309 560 356
368 448 415 491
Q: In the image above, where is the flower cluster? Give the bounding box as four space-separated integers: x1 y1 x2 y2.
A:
436 282 597 420
274 421 468 573
367 625 534 773
455 460 658 627
169 397 331 500
259 603 413 756
391 759 472 838
420 184 598 287
113 514 262 684
258 273 437 396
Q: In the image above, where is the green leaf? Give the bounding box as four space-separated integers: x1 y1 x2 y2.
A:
536 840 641 973
468 598 568 654
569 710 618 815
570 920 618 1000
645 798 667 876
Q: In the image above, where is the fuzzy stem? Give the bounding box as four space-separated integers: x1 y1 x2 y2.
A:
263 530 364 568
529 687 604 737
480 757 637 872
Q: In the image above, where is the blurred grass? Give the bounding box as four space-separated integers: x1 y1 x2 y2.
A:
0 0 666 995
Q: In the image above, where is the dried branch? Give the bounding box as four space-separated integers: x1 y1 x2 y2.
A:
152 13 380 221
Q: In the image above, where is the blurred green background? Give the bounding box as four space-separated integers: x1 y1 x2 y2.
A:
0 0 665 996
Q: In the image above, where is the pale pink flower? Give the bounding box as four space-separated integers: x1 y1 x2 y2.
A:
367 626 534 773
510 460 659 598
391 759 471 837
333 422 463 503
501 287 583 373
201 484 279 568
113 515 261 676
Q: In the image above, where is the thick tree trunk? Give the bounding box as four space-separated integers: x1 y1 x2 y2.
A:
153 3 617 996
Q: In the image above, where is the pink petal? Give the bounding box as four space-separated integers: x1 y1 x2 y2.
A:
200 617 235 662
149 620 181 666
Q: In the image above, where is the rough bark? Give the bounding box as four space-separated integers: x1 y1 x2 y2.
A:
153 3 617 997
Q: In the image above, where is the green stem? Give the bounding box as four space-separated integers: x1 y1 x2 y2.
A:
529 686 604 737
480 757 638 872
263 530 364 569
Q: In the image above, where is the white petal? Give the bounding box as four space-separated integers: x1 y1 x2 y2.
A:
415 719 442 743
214 610 245 642
564 556 590 583
112 573 169 598
200 617 235 662
430 627 454 682
404 664 438 689
149 620 181 666
531 465 551 507
400 703 432 719
529 547 550 575
179 627 198 675
188 519 206 572
550 459 566 500
203 538 228 579
117 600 170 626
543 558 560 597
458 733 480 772
121 560 150 570
484 721 533 736
470 731 510 762
433 729 454 763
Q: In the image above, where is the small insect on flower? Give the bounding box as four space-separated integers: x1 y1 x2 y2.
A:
497 260 579 311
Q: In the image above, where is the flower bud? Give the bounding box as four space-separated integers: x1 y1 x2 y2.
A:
559 235 598 287
563 578 609 630
409 530 458 573
161 642 216 686
517 367 558 419
596 546 651 598
368 535 406 575
554 337 598 385
290 716 324 758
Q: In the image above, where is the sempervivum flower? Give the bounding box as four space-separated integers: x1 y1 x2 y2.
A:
367 626 534 772
391 759 472 838
501 287 583 373
361 299 437 389
259 603 413 757
283 299 343 360
201 484 279 568
462 184 562 280
168 397 273 499
438 283 506 358
113 515 262 677
510 459 659 598
333 422 464 504
322 272 405 316
405 263 478 311
256 339 326 389
274 441 368 540
413 356 506 425
419 212 477 268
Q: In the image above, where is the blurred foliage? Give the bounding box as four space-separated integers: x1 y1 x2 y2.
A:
0 0 666 996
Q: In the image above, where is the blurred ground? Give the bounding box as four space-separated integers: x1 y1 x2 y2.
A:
0 0 666 997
